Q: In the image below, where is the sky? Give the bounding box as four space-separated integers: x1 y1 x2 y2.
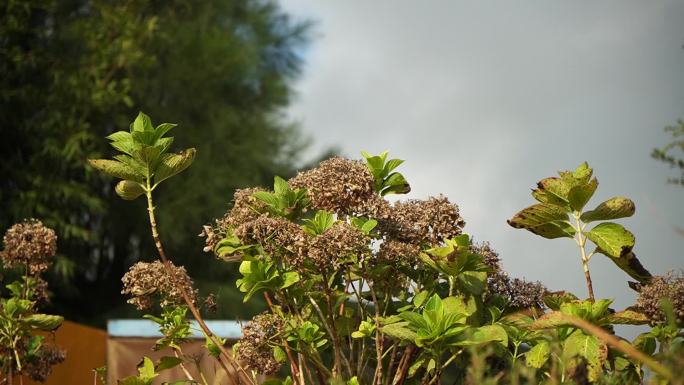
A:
277 0 684 325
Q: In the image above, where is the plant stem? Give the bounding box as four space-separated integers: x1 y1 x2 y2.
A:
573 213 595 302
144 185 250 385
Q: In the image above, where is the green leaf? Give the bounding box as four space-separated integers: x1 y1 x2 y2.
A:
273 346 287 363
455 325 508 347
633 332 657 355
204 335 225 358
281 271 300 289
581 197 635 223
155 356 183 371
586 222 635 258
529 311 571 330
526 341 551 368
153 148 196 185
115 180 146 200
507 203 575 239
563 332 608 382
601 251 652 283
567 178 598 211
23 314 64 331
88 159 143 181
138 357 157 381
602 309 649 325
132 112 154 132
153 123 177 142
381 321 417 341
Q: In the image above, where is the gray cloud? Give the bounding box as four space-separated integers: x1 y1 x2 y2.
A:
280 0 684 325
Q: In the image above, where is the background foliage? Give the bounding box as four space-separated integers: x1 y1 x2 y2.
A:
0 0 312 325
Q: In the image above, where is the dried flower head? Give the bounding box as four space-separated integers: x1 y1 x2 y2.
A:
473 242 548 309
289 157 376 214
309 222 369 270
384 195 465 246
236 313 284 375
376 240 421 265
24 343 66 382
636 272 684 326
234 215 309 265
121 260 197 310
1 219 57 274
221 187 270 229
200 188 270 254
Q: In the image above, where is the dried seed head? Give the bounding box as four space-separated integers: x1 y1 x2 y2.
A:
121 260 197 310
636 272 684 326
236 313 284 375
234 215 309 266
221 188 270 229
383 195 465 246
474 242 548 309
200 188 270 254
309 222 369 270
1 219 57 274
289 157 376 214
376 240 421 265
24 343 66 382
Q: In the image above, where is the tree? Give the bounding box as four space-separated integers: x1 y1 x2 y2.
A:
0 0 310 325
652 119 684 186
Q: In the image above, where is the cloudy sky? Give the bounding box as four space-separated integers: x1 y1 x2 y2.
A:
278 0 684 320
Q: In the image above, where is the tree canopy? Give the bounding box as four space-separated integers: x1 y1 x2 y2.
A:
0 0 311 325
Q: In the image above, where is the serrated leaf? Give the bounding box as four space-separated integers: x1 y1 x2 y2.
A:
586 222 634 258
600 250 652 283
529 311 571 330
154 148 196 185
23 314 63 330
581 197 635 223
507 203 575 239
88 159 143 181
568 177 598 211
115 180 146 200
526 341 551 368
603 309 649 325
537 177 572 205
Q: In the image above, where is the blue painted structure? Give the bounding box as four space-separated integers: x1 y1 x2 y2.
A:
107 319 242 339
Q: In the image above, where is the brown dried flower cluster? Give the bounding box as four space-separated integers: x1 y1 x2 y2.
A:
384 195 465 246
121 260 197 310
376 240 421 265
309 222 369 270
289 157 376 214
474 243 548 309
235 215 309 265
1 219 57 275
24 343 66 382
236 313 284 375
636 272 684 326
200 188 269 253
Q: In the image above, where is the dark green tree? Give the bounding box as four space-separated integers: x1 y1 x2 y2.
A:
0 0 310 325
